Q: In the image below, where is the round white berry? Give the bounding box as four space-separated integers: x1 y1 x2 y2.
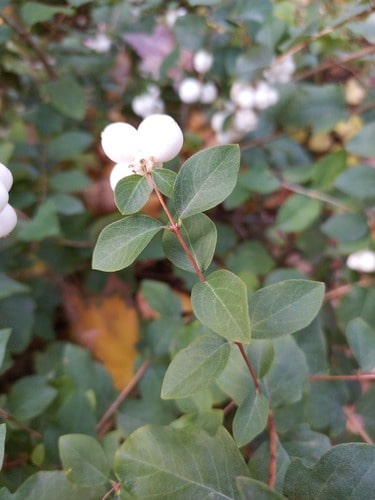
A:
0 182 9 212
233 109 258 133
0 203 17 238
109 163 135 191
230 81 255 109
132 94 164 118
347 250 375 273
200 82 218 104
178 77 202 104
193 50 214 74
137 114 183 163
0 163 13 191
211 111 230 133
101 122 140 163
254 81 278 109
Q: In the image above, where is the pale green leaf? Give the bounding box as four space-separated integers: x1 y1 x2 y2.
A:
43 77 86 120
250 280 325 339
92 214 163 272
47 131 93 162
334 164 375 200
277 194 322 232
114 425 249 499
18 200 61 241
162 213 217 273
115 175 152 215
174 145 240 219
346 318 375 371
0 274 29 300
151 168 177 198
233 392 269 447
21 2 73 26
321 213 369 242
59 434 110 487
236 477 286 500
192 270 251 343
0 424 6 470
161 334 230 399
0 329 11 369
7 375 57 421
347 122 375 157
284 444 375 499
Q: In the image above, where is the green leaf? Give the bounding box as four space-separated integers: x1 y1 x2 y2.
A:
277 194 322 232
284 444 375 499
248 440 291 493
233 392 269 447
21 2 73 26
321 213 369 242
242 165 280 194
115 175 152 215
236 477 286 500
347 122 375 157
92 214 163 272
174 145 241 219
162 213 217 273
47 131 93 162
114 425 249 499
161 334 230 399
334 164 375 200
0 295 35 354
7 375 57 421
50 193 85 215
3 471 104 499
152 168 177 198
141 280 181 317
49 170 92 193
311 150 347 191
0 274 29 300
59 434 110 487
0 329 11 369
18 200 61 241
174 14 208 51
346 318 375 371
43 77 86 120
282 424 331 467
192 270 251 343
250 280 325 339
0 424 6 470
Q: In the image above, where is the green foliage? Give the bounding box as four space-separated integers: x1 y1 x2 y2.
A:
115 175 152 215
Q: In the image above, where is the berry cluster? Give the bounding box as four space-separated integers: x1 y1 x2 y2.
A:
101 114 183 190
131 84 165 118
0 163 17 238
178 50 218 105
211 55 295 143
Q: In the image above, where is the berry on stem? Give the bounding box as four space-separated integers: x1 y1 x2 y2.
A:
0 203 17 238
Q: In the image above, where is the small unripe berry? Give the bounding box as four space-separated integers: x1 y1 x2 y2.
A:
0 163 13 191
178 77 202 104
137 114 183 163
0 182 9 212
101 123 140 163
193 50 214 74
0 203 17 238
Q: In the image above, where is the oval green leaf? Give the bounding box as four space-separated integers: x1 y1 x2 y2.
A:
162 213 217 273
161 334 230 399
152 168 177 198
59 434 110 487
346 318 375 372
250 280 325 339
192 270 251 343
92 214 163 272
233 392 269 447
114 425 249 499
115 175 152 215
236 477 286 500
174 145 241 219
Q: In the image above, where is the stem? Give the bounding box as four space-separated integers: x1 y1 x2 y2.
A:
147 173 206 283
0 12 57 80
234 342 261 393
281 181 353 212
102 482 121 500
324 277 375 303
96 358 151 438
0 408 42 439
309 373 375 381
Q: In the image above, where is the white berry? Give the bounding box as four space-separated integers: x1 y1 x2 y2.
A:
233 109 258 133
0 182 9 212
178 77 202 104
101 123 140 163
109 163 136 191
200 82 218 104
0 203 17 238
0 163 13 191
132 93 164 118
254 81 279 109
230 81 255 109
193 50 214 74
347 250 375 273
137 114 183 163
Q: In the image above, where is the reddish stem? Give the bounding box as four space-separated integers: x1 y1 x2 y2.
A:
267 411 278 488
234 342 261 393
309 373 375 381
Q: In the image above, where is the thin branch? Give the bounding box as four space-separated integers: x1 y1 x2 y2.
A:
147 173 206 283
281 181 353 211
96 358 151 438
0 12 57 79
102 481 121 500
309 373 375 381
234 342 261 393
295 45 375 81
267 411 278 489
344 406 374 444
0 408 42 440
324 277 375 303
